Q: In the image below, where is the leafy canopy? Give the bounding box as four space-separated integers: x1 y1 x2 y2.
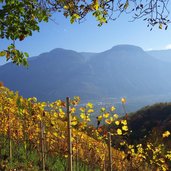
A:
0 0 170 66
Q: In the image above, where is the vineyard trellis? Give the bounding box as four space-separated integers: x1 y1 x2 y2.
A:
0 85 171 171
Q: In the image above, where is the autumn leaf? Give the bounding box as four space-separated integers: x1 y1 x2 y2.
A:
80 113 86 119
86 102 93 108
122 125 128 131
87 109 94 113
117 129 122 135
113 114 119 119
162 131 170 138
97 115 103 121
105 119 112 124
70 107 76 113
71 116 78 126
103 113 110 118
121 97 126 104
121 120 127 125
80 107 85 112
110 117 114 122
93 0 99 10
53 132 58 137
115 120 120 125
110 106 116 111
101 107 106 112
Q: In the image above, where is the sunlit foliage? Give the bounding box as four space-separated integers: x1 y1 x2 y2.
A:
0 85 170 170
0 0 170 65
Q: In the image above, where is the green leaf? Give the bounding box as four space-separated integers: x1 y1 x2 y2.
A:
124 1 129 10
70 17 75 24
24 52 29 58
159 23 162 29
0 51 6 57
70 14 80 24
23 58 28 66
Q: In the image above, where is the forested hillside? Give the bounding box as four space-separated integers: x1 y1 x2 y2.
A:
128 103 171 147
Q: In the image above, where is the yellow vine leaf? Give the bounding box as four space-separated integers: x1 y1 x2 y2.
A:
162 131 170 138
110 106 116 111
120 141 126 146
53 132 58 137
64 155 68 158
105 119 112 124
70 107 76 113
103 113 110 118
121 97 126 104
101 107 106 112
97 115 103 121
80 113 86 119
121 120 127 125
87 109 94 113
113 114 119 119
79 107 85 112
117 129 122 135
115 120 120 125
110 117 114 122
86 102 93 108
71 116 78 126
122 125 128 131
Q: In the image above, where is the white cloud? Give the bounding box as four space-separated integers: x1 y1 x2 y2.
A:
165 44 171 50
146 48 153 51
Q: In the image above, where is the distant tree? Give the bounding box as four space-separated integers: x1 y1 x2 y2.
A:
0 0 170 66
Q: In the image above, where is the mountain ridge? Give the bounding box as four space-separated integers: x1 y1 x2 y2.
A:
1 45 171 105
147 49 171 62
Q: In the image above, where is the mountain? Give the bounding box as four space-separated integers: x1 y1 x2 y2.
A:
1 45 171 104
87 45 171 98
80 52 97 61
147 49 171 62
0 57 8 66
0 48 96 101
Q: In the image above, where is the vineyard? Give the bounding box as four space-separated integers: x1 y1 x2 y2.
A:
0 85 171 171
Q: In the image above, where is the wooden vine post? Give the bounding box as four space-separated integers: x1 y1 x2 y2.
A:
67 97 72 171
23 114 27 160
76 136 78 171
108 132 112 171
9 133 12 162
8 111 12 162
40 120 45 171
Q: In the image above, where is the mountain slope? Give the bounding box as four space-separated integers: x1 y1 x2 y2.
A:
147 49 171 62
0 48 98 101
1 45 171 102
88 45 171 97
0 57 8 66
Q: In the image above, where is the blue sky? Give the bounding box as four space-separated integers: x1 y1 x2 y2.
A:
1 9 171 57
